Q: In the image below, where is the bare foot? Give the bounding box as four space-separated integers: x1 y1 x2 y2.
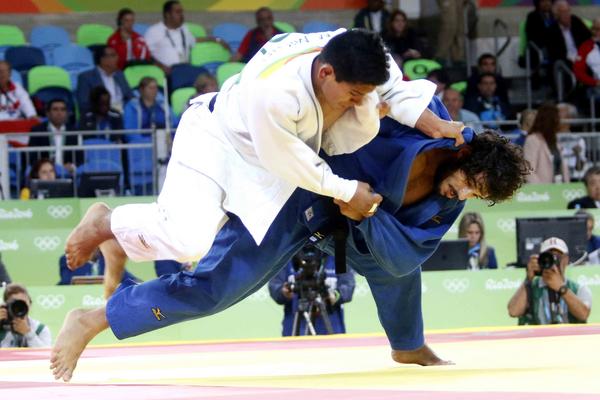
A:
99 239 128 299
50 308 109 382
65 203 113 270
392 343 453 366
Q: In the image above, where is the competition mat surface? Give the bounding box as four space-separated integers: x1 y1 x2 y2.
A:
2 324 600 399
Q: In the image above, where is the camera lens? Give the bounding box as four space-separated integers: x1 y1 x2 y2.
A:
8 299 28 318
538 251 557 270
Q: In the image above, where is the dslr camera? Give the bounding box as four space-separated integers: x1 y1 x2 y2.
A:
1 299 29 331
289 245 328 300
536 251 561 275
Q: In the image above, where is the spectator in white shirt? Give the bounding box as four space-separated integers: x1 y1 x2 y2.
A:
144 1 227 75
0 61 37 121
557 102 588 181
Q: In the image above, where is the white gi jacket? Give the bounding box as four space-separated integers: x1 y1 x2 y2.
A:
181 30 435 244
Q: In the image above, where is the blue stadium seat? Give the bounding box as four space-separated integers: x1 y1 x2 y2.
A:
10 69 23 87
52 44 94 90
133 23 149 36
169 63 209 92
0 46 10 60
82 138 122 169
126 136 154 196
302 21 340 33
212 22 249 53
5 46 46 88
30 25 71 65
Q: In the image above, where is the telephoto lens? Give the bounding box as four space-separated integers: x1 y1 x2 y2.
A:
7 299 28 319
537 251 559 274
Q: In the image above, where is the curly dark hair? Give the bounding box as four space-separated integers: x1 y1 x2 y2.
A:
458 131 531 204
319 29 389 86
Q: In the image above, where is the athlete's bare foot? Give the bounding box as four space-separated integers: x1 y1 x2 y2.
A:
392 344 453 366
99 239 128 299
65 202 113 270
50 308 109 382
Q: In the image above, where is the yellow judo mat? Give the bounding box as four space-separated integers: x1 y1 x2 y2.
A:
1 324 600 399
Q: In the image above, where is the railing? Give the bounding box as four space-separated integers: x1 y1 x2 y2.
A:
554 60 577 103
0 128 173 200
525 41 544 110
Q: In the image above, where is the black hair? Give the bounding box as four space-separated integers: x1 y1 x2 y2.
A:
458 131 531 204
477 53 496 65
584 165 600 186
117 8 134 27
477 72 496 84
255 6 272 17
318 29 389 86
29 158 55 181
46 98 67 112
89 86 110 110
92 45 109 65
427 68 450 85
163 0 180 18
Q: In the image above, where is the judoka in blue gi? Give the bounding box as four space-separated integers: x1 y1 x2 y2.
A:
50 98 530 380
269 248 356 336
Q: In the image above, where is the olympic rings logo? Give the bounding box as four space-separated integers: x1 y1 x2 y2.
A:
36 294 65 309
47 205 73 219
33 236 61 251
442 278 470 293
496 218 515 233
562 189 586 201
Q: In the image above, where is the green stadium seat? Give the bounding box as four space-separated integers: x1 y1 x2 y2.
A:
518 20 527 59
124 64 166 89
186 23 207 38
0 24 26 46
274 21 296 33
402 58 442 80
191 42 231 67
171 87 196 117
216 62 245 88
27 65 71 94
76 23 113 47
583 18 593 29
450 80 467 94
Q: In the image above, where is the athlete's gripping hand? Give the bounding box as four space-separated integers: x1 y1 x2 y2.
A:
343 181 382 219
415 108 465 147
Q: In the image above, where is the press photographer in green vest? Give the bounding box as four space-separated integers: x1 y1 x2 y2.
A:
0 283 51 347
507 237 592 325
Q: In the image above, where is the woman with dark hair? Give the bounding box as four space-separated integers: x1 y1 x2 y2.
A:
382 9 424 65
458 212 497 269
523 103 570 183
19 158 56 200
107 8 152 70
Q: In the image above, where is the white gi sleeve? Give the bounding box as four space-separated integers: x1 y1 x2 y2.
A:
377 54 436 127
245 81 357 202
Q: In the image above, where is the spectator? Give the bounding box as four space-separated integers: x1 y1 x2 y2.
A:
524 103 569 183
557 102 588 181
354 0 390 34
123 77 172 140
0 253 11 284
435 0 465 63
381 9 424 66
426 69 449 100
268 245 355 336
508 237 592 324
573 17 600 88
547 0 591 67
574 211 600 260
442 88 480 129
458 212 498 269
512 108 537 147
187 72 218 107
144 1 227 74
464 73 511 129
80 86 124 142
0 61 37 121
523 0 555 68
466 53 509 103
231 7 282 63
76 45 133 114
567 165 600 209
0 283 51 347
29 99 81 170
19 158 56 200
107 8 152 70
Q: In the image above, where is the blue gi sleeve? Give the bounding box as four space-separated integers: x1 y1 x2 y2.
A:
268 264 291 305
336 270 355 305
352 203 464 278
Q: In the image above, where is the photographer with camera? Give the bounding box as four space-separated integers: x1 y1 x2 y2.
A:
268 245 355 336
1 283 51 347
507 237 592 325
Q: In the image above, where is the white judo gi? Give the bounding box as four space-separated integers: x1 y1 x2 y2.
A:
111 29 436 262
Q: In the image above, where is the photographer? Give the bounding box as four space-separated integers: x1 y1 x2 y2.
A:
507 237 592 324
268 246 355 336
1 283 51 347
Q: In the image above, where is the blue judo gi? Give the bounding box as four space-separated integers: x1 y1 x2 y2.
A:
106 98 471 350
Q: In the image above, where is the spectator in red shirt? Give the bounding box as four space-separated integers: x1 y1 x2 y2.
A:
107 8 152 70
574 17 600 88
231 7 282 63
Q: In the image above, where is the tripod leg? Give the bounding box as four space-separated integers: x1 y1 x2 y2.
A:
315 297 335 334
302 310 317 335
292 310 301 336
